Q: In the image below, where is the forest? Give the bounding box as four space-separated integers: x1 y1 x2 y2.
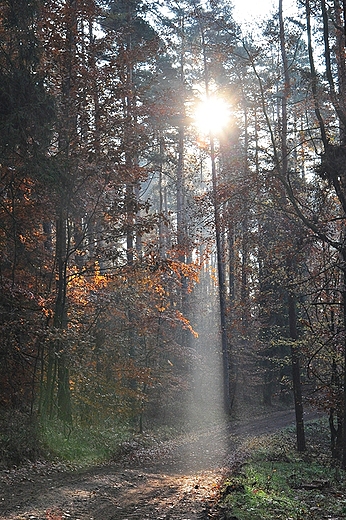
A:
1 0 346 473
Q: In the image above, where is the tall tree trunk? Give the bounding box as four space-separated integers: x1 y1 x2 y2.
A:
305 0 346 464
341 247 346 468
279 0 305 448
288 291 306 451
48 0 77 425
210 135 231 413
176 13 190 348
54 210 72 424
158 134 167 256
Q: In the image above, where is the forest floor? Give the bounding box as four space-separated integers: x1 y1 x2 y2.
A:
0 409 320 520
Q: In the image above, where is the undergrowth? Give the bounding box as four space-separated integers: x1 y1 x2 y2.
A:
219 419 345 520
0 410 42 468
41 419 131 467
0 409 182 469
0 409 133 469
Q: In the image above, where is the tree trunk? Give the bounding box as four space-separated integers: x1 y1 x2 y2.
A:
341 249 346 468
45 0 77 425
176 16 190 349
210 135 231 413
288 291 306 452
54 211 72 424
279 0 305 450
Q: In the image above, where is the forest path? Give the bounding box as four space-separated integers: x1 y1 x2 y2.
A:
0 409 317 520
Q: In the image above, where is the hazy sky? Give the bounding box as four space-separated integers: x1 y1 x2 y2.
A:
232 0 297 27
232 0 274 24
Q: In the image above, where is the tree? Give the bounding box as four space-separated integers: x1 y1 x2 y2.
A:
0 0 55 412
288 0 346 463
238 3 313 448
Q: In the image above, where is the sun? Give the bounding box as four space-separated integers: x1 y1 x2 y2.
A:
193 96 230 136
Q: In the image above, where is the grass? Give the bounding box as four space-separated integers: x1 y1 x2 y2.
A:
219 420 346 520
40 419 184 467
0 409 134 469
41 419 131 467
0 407 189 470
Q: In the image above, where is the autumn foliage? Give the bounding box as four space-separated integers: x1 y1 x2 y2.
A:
0 0 201 433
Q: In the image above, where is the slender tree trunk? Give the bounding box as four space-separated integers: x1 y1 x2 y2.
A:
57 354 72 424
279 0 305 448
54 209 72 424
307 0 346 463
177 122 185 256
158 134 166 256
176 12 185 258
176 14 190 348
228 220 235 307
48 0 77 425
288 291 306 451
341 248 346 468
210 135 231 413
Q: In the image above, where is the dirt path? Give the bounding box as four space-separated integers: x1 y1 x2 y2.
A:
0 409 317 520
